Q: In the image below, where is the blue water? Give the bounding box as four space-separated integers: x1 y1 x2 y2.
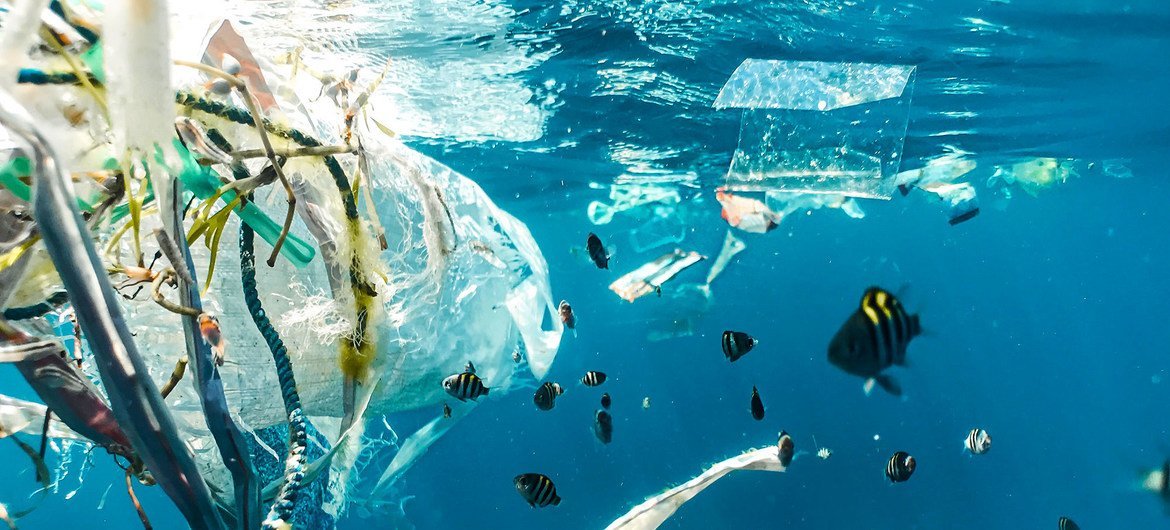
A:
4 0 1170 528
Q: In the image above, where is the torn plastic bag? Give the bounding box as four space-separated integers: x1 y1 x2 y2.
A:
609 249 705 303
604 445 786 530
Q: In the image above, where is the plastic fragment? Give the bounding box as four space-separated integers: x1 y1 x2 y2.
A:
604 445 786 529
609 249 705 302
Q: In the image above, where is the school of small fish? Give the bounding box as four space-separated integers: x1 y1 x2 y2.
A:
456 234 1151 522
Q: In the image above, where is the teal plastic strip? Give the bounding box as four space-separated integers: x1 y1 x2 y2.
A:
170 140 315 268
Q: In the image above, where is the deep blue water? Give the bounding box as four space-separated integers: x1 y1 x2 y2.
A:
3 0 1170 528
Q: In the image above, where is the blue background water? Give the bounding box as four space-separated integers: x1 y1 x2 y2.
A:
4 0 1170 528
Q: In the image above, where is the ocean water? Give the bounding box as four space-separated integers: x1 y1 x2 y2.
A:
2 0 1169 529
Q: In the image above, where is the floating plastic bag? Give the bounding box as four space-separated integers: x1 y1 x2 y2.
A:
716 60 916 199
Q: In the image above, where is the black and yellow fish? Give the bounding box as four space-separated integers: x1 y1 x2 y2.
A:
722 330 757 362
514 473 561 508
1058 516 1080 530
582 371 607 386
886 451 916 483
586 233 609 269
828 286 921 396
594 409 613 444
750 386 765 420
534 382 564 411
442 369 489 402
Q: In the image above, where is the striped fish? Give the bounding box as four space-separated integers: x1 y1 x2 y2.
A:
965 428 992 455
582 371 607 386
442 370 490 402
886 451 916 483
514 473 561 508
1058 516 1080 530
534 382 564 411
722 330 757 362
828 286 921 396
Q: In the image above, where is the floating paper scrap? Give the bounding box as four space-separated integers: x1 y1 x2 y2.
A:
609 249 705 302
605 445 786 530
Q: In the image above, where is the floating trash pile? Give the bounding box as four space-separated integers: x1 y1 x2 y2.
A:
0 4 559 529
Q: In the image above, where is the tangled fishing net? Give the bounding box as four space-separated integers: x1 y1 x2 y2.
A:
0 2 560 528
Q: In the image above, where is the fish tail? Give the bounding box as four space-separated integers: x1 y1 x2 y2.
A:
482 386 490 396
909 314 921 337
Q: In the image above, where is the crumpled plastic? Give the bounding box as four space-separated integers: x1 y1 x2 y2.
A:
604 445 786 530
716 189 781 233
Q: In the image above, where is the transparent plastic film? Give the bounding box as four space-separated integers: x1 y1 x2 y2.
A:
717 60 916 199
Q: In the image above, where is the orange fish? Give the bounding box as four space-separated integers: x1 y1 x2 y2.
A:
198 313 227 366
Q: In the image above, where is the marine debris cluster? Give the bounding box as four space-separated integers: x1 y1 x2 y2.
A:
0 3 559 529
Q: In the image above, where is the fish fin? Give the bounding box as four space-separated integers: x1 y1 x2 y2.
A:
874 374 903 397
551 495 561 506
481 386 490 396
897 184 912 196
572 328 578 338
863 378 876 396
909 314 922 338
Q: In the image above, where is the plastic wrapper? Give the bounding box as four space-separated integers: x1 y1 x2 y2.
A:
716 189 781 233
604 445 786 530
716 60 916 199
988 157 1077 197
609 249 704 303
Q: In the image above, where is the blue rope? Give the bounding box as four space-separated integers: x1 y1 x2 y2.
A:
240 224 308 529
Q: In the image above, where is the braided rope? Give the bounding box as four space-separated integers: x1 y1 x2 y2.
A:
240 224 307 529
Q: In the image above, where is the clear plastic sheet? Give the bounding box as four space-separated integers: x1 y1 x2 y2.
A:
714 59 915 111
717 60 916 199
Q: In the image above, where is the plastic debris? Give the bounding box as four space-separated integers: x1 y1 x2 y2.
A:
604 445 786 529
989 157 1076 196
705 231 745 288
609 249 705 302
716 189 781 233
714 59 916 111
716 59 916 199
588 182 681 225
